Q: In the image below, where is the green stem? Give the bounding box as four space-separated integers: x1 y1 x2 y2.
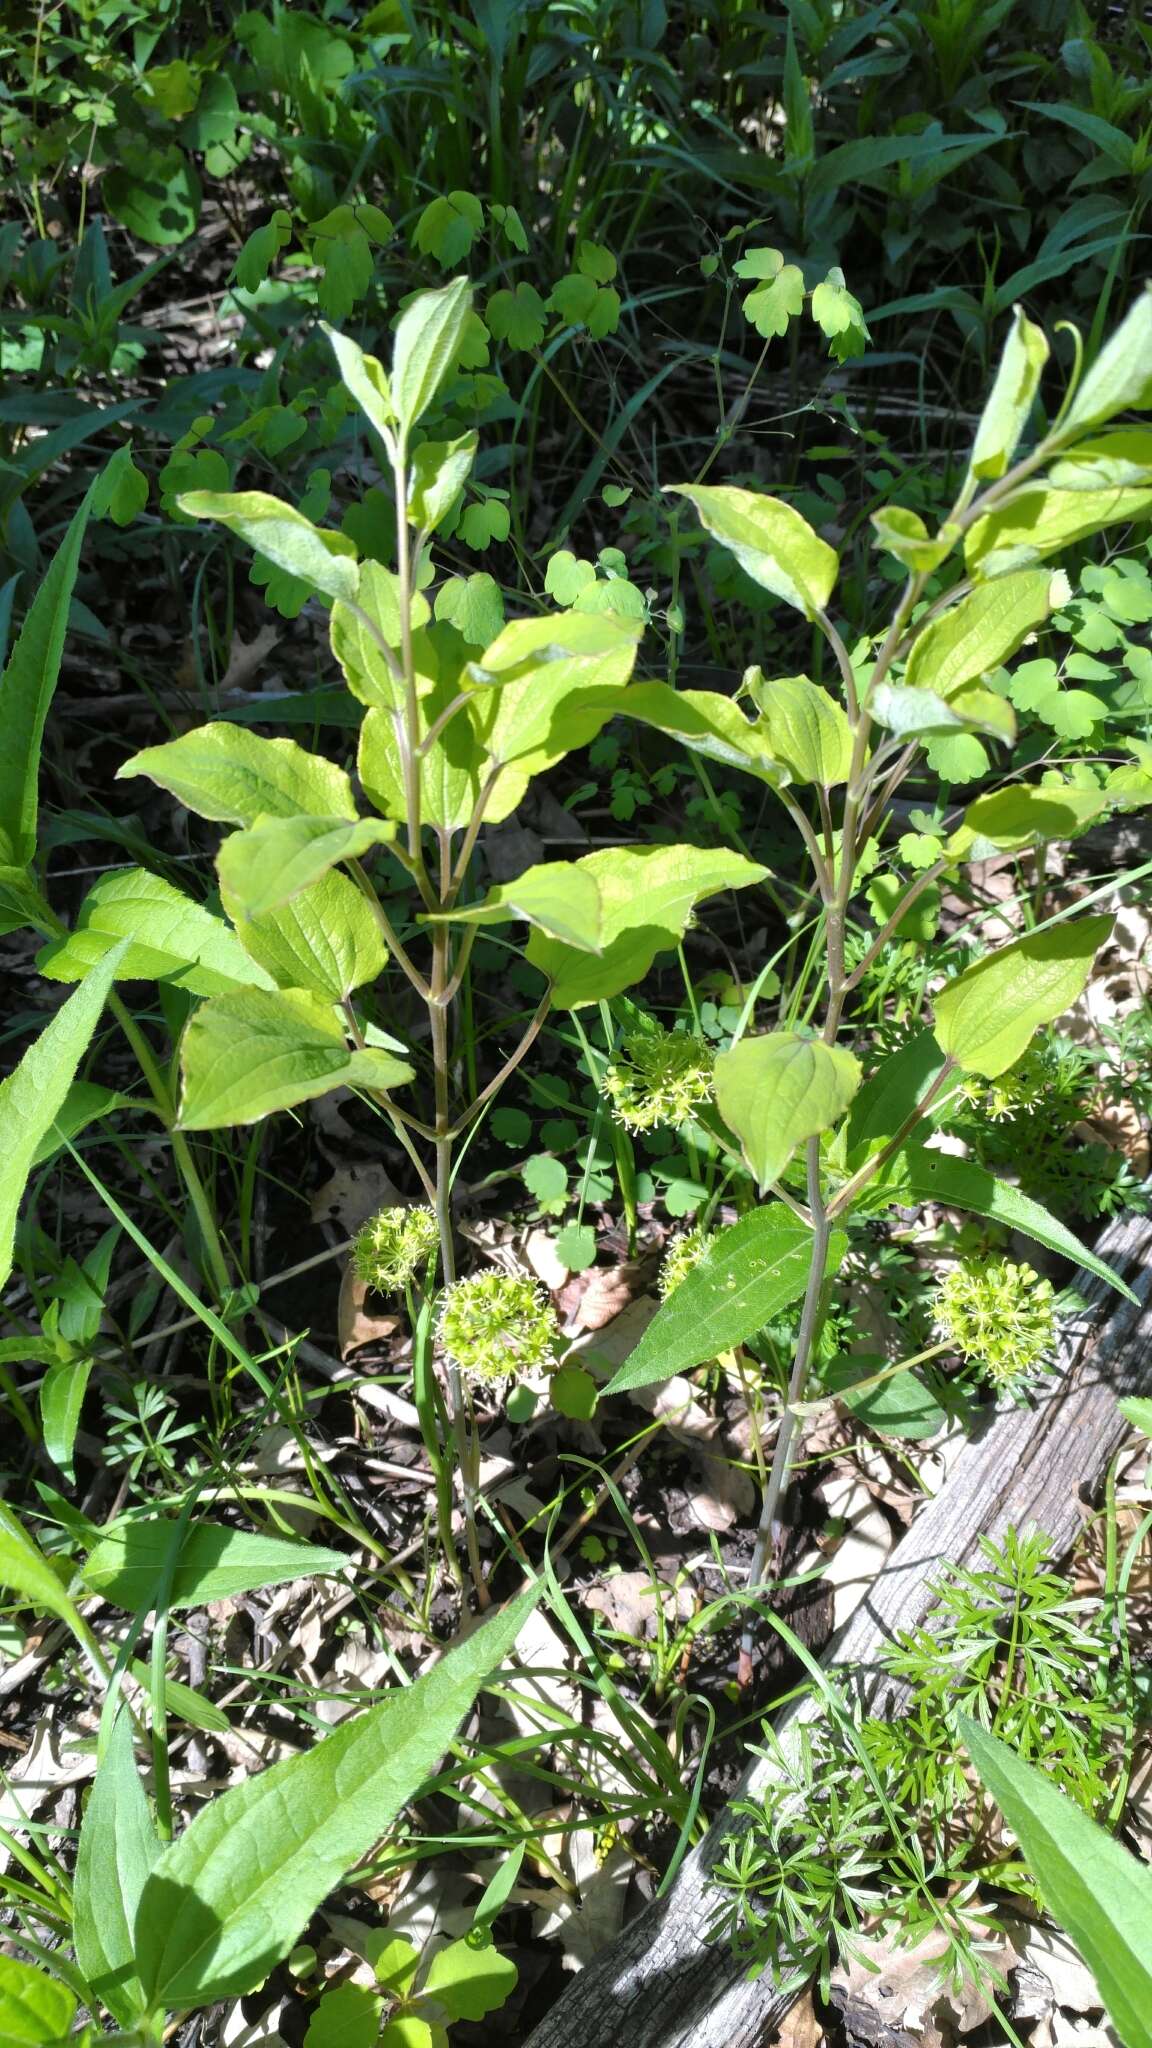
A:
108 994 232 1300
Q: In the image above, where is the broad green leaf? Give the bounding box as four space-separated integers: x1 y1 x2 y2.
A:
948 784 1106 859
525 846 767 1008
104 145 200 246
133 1588 540 2009
892 1148 1137 1301
932 916 1111 1077
0 482 96 867
40 1355 92 1479
120 723 357 826
426 862 602 951
966 478 1152 577
869 680 1016 744
75 1711 161 2026
84 1520 346 1610
959 1715 1152 2048
178 491 359 606
178 988 413 1128
227 869 388 1000
810 268 870 363
870 506 954 573
358 695 513 831
37 869 270 995
966 304 1049 484
0 1955 75 2047
612 682 786 783
391 277 473 438
408 431 477 530
0 942 126 1293
845 1030 950 1158
714 1032 860 1189
468 613 641 768
903 571 1056 699
330 563 430 713
666 484 838 619
0 1501 90 1644
216 814 394 919
422 1940 518 2023
825 1356 947 1441
323 324 394 444
1048 429 1152 490
1060 284 1152 438
744 263 805 340
746 670 853 784
605 1207 845 1394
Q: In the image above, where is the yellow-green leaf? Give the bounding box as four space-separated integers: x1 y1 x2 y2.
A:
746 670 853 784
178 490 359 606
178 988 413 1128
120 723 357 826
932 917 1112 1077
666 484 838 619
713 1031 860 1189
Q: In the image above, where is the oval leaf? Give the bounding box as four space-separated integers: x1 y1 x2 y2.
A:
178 491 360 607
714 1032 860 1190
666 484 838 619
178 988 413 1128
83 1520 347 1611
932 916 1111 1078
119 723 357 827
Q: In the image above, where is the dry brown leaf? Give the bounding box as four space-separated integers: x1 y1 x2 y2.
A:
831 1924 1013 2044
219 622 281 693
583 1570 693 1639
338 1263 399 1357
526 1228 569 1291
311 1163 403 1234
573 1261 647 1332
773 1990 824 2048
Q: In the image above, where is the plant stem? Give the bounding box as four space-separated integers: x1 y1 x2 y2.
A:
738 1138 829 1683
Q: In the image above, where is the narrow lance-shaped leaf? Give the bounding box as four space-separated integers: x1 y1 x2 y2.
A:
0 478 98 866
958 1715 1152 2048
322 323 395 445
391 276 473 439
713 1031 860 1191
891 1148 1137 1302
666 484 838 619
83 1519 348 1611
0 940 127 1293
966 304 1049 485
1059 284 1152 439
75 1711 161 2027
178 491 360 607
932 916 1111 1077
133 1587 540 2010
605 1207 846 1395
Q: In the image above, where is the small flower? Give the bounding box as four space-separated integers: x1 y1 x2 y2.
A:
659 1225 714 1298
936 1255 1057 1389
604 1025 714 1132
438 1270 558 1383
354 1205 439 1293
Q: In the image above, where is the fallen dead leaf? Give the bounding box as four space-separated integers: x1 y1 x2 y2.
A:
583 1569 693 1639
312 1163 403 1234
219 621 281 693
831 1923 1014 2045
338 1263 400 1357
773 1990 824 2048
527 1228 569 1291
572 1261 648 1332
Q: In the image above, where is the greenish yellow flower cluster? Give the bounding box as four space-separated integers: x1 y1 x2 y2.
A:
438 1270 558 1383
604 1026 714 1132
936 1255 1057 1389
659 1225 714 1298
354 1205 439 1293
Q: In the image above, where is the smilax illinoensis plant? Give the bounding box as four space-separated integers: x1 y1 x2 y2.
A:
0 277 1150 2046
48 277 1152 1632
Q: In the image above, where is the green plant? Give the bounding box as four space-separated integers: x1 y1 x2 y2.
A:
711 1528 1133 1999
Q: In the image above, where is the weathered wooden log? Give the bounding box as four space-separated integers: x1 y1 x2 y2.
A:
525 1210 1152 2048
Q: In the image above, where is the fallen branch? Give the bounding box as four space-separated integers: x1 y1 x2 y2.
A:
525 1209 1152 2048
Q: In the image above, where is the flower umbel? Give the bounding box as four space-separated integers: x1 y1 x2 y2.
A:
438 1271 558 1383
659 1225 714 1298
604 1026 714 1132
354 1205 439 1293
936 1256 1057 1389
